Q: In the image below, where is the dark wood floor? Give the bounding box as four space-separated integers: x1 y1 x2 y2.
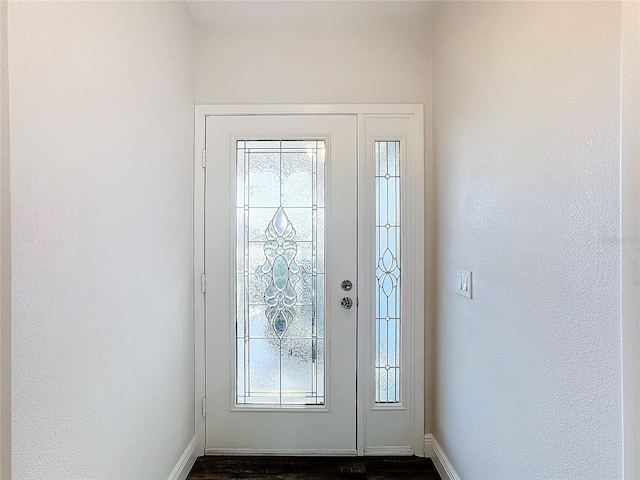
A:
187 456 441 480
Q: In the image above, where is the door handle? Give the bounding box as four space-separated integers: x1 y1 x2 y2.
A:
341 297 353 309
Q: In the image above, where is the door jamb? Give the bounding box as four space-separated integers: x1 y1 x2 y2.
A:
621 2 640 477
193 104 425 457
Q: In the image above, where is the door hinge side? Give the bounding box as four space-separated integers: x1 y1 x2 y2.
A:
202 397 207 418
202 148 207 168
201 273 207 293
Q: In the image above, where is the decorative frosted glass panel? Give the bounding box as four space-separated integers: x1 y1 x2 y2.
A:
375 141 401 404
236 140 325 406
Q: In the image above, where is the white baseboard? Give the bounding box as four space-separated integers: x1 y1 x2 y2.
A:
424 434 434 458
204 448 357 456
168 435 198 480
424 434 461 480
364 446 415 456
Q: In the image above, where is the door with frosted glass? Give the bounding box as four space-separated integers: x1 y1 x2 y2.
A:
204 115 357 454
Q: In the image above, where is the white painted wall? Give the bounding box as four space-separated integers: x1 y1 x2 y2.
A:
432 2 622 478
194 2 431 105
0 0 11 477
192 0 434 433
9 2 195 478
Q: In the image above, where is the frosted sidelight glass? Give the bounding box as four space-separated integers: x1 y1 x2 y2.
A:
236 140 325 406
375 141 401 404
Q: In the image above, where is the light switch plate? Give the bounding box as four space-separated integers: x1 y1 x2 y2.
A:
456 270 472 299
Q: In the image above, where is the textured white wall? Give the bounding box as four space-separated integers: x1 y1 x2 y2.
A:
432 2 622 478
0 0 10 477
194 2 431 106
193 0 434 432
9 2 195 478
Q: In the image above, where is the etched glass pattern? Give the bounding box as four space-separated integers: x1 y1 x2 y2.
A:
236 140 325 406
375 141 401 404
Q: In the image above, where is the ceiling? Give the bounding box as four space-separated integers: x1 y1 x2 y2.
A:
186 1 436 27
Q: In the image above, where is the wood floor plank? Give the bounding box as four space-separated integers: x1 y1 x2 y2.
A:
187 456 441 480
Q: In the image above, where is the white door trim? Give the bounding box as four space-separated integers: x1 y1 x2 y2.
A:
620 2 640 477
193 104 425 457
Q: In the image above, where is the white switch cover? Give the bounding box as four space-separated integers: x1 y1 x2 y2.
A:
456 270 472 299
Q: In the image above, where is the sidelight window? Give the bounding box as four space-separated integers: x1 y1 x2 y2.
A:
374 141 401 404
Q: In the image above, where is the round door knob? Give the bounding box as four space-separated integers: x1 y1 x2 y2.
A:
341 297 353 309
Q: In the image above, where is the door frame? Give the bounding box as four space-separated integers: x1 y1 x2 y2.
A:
621 1 640 477
193 104 425 457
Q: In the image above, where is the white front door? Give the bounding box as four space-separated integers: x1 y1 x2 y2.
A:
204 115 358 454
